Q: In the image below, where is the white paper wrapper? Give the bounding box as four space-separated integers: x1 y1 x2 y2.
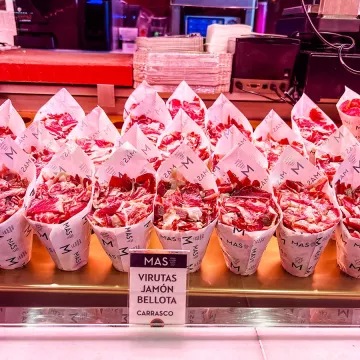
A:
254 109 308 168
0 137 36 269
0 99 26 138
117 123 162 167
336 86 360 141
291 93 336 163
270 146 340 277
156 108 211 162
214 145 281 275
166 81 207 125
90 142 155 272
16 121 60 154
210 124 267 171
155 143 218 273
315 125 359 178
34 88 85 124
205 93 253 149
123 80 157 119
332 146 360 278
122 93 172 137
25 142 95 271
15 121 61 176
67 106 120 170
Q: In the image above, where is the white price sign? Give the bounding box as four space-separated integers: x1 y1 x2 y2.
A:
129 251 188 326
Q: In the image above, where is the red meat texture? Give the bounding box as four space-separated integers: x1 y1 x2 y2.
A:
125 115 165 145
75 138 114 166
211 153 223 171
218 171 279 232
29 146 55 177
168 97 205 127
27 172 92 224
316 154 343 182
274 178 340 234
40 113 78 141
158 131 209 161
154 171 218 231
254 134 305 171
336 181 360 238
88 173 155 228
0 127 16 140
207 116 252 147
0 165 29 224
293 108 336 146
340 99 360 117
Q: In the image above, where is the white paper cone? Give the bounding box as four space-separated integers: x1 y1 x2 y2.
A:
0 100 26 138
166 81 207 126
34 88 85 123
25 142 95 271
33 88 85 144
124 80 157 119
271 146 340 277
0 137 36 270
214 145 281 275
90 142 155 272
276 224 335 277
291 93 336 163
315 125 359 182
336 86 360 141
155 143 219 272
15 122 60 177
205 93 253 149
155 219 217 273
68 106 120 169
156 108 211 162
253 110 308 169
117 124 162 164
334 222 360 278
210 124 267 171
122 93 172 137
332 145 360 277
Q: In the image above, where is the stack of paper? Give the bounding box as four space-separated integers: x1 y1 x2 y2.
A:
133 51 233 94
205 24 251 53
136 36 204 52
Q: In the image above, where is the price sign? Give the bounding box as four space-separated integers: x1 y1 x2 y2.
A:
129 250 188 326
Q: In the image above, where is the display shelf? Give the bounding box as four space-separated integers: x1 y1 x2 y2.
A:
1 232 359 308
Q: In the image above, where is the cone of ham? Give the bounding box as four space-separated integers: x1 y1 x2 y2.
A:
270 146 341 277
333 146 360 278
122 94 172 145
67 106 119 170
205 93 253 149
154 143 219 272
88 142 156 272
123 80 157 119
157 109 211 163
253 110 307 171
0 100 26 139
33 88 85 144
291 93 337 163
337 86 360 141
209 124 267 172
0 137 36 269
214 145 281 275
315 125 359 183
25 142 94 271
166 81 207 128
117 123 163 170
16 122 60 177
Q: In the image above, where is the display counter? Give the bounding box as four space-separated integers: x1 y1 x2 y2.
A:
0 49 133 86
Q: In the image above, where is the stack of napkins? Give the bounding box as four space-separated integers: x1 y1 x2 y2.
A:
136 36 204 53
205 24 251 53
133 51 233 94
